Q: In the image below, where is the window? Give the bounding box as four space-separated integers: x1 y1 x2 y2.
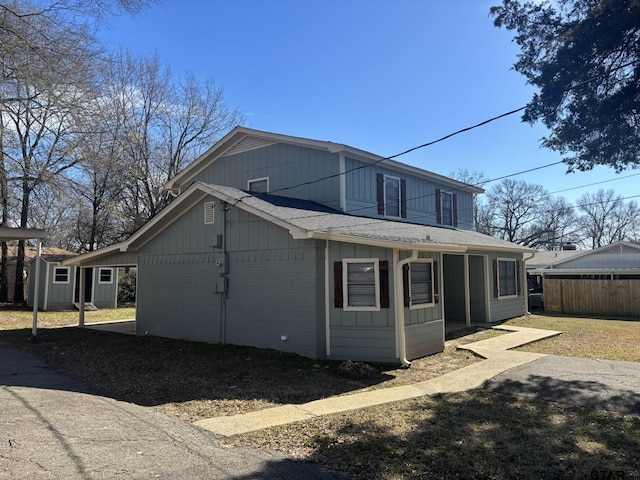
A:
497 259 517 298
204 201 215 224
98 268 113 284
53 267 69 284
409 261 434 307
436 189 457 226
248 177 269 193
384 175 400 217
343 259 380 311
376 173 406 218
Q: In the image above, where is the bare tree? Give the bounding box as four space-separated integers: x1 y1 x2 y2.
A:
449 168 487 231
576 189 640 248
519 196 579 250
101 51 244 235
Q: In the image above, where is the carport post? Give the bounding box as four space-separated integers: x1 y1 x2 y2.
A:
78 267 85 327
31 240 42 342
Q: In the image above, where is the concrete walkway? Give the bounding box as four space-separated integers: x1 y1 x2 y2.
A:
195 325 562 436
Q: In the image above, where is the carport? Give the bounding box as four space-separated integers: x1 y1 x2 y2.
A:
0 227 48 341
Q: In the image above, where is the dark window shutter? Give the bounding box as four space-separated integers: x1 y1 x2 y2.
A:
452 194 458 227
403 264 410 307
436 189 442 224
493 259 499 298
334 262 343 308
400 179 407 218
433 261 439 304
516 260 521 296
376 173 385 215
379 260 389 308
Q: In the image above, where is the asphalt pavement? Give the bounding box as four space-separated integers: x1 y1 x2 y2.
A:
0 341 346 480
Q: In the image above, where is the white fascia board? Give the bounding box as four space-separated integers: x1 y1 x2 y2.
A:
532 268 640 276
458 243 536 254
306 231 468 253
0 227 48 241
60 243 125 266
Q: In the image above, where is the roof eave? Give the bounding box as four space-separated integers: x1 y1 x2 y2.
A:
306 231 468 252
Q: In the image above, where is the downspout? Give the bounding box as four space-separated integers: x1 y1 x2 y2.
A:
395 249 419 367
523 252 535 314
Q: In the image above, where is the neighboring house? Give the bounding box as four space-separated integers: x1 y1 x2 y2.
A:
1 246 73 303
27 253 118 311
531 241 640 317
526 246 583 310
63 127 532 365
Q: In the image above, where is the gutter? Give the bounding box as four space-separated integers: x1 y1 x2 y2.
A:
395 249 419 367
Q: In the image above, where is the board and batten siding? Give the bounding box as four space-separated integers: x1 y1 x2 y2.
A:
136 197 325 358
328 242 398 363
343 157 475 230
190 143 341 210
488 252 526 322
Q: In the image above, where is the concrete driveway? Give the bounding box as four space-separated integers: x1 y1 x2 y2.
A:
483 355 640 414
0 341 346 480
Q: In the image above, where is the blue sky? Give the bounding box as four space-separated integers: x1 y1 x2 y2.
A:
98 0 639 205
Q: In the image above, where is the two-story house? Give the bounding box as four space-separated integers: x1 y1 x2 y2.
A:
64 127 532 365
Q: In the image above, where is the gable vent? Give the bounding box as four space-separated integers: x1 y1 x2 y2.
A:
204 201 215 224
225 136 277 156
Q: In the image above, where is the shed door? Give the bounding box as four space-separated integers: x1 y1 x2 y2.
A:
74 268 93 303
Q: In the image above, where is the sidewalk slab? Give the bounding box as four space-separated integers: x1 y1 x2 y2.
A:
195 325 561 437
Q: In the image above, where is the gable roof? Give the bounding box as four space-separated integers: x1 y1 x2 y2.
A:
64 182 531 267
163 126 484 195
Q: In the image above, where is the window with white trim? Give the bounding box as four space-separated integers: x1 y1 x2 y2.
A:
384 175 401 217
343 259 380 311
409 260 434 308
204 201 215 224
53 267 70 284
498 258 517 298
98 268 113 284
248 177 269 193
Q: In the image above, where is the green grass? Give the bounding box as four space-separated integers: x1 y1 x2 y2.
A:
0 306 136 330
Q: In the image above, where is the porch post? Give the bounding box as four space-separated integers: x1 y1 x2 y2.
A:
78 267 86 327
31 239 42 342
464 254 471 327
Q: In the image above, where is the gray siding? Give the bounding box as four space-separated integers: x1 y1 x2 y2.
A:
136 198 324 359
405 320 444 360
191 143 341 210
328 242 397 363
344 157 475 230
488 252 526 322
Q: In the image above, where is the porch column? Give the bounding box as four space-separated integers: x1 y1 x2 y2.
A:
78 267 86 327
464 254 471 327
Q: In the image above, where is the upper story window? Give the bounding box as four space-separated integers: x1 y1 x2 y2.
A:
376 173 406 218
53 267 70 284
436 189 457 227
248 177 269 193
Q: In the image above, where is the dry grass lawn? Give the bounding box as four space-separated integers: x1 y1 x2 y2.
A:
1 308 639 479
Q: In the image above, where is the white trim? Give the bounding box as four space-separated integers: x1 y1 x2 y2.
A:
497 257 518 299
247 176 269 193
407 259 436 310
342 258 380 311
43 260 50 311
98 268 114 284
53 266 70 284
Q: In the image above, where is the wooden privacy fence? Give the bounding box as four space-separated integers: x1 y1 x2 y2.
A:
544 278 640 317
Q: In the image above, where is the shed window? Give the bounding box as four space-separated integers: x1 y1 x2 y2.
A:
343 259 380 311
53 267 70 284
248 177 269 193
498 259 517 298
204 201 215 224
98 268 113 284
